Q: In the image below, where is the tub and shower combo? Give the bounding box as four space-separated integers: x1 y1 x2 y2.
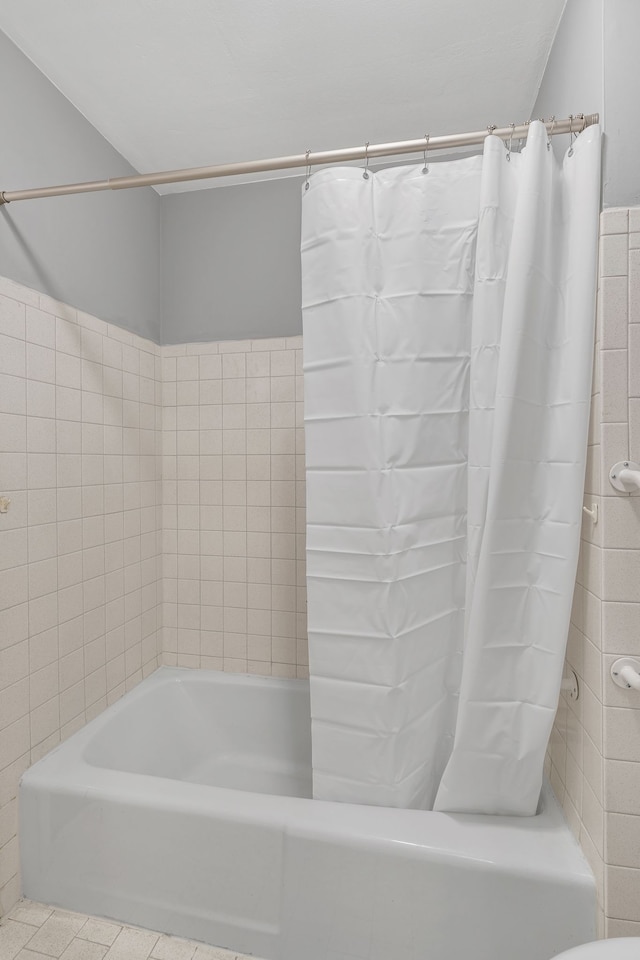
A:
21 122 601 959
22 668 594 960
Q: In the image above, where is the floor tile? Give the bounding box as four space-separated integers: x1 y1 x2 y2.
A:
0 920 40 960
49 915 87 928
192 948 237 960
25 914 85 958
150 935 196 960
59 941 107 960
4 903 260 960
6 904 52 929
103 927 160 960
77 920 121 948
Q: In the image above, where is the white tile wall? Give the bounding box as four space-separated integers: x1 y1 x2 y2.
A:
547 207 640 937
160 337 308 678
0 277 309 920
0 277 163 916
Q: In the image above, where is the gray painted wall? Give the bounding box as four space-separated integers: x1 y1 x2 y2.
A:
159 0 615 345
0 31 161 341
533 0 640 209
603 0 640 208
532 0 603 157
5 1 639 347
160 156 466 345
161 175 304 343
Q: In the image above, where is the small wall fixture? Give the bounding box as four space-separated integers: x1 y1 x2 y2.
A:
561 669 579 701
611 658 640 691
609 461 640 494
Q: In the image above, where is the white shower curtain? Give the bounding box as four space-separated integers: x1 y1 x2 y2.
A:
301 120 601 815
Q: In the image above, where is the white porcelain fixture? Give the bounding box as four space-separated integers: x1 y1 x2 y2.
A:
552 939 640 958
20 667 595 960
610 657 640 691
609 460 640 493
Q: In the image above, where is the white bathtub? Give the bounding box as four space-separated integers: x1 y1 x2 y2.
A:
20 667 595 960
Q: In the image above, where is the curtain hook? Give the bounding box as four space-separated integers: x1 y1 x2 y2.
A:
506 122 515 162
568 115 575 157
547 116 556 151
304 149 311 192
362 141 370 180
422 134 430 174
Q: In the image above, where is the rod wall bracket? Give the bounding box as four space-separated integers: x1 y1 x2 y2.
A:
610 460 640 494
611 658 640 691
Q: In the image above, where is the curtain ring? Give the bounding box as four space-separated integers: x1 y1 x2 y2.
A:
568 115 575 157
547 116 556 151
304 149 311 192
506 122 515 162
422 134 430 175
362 141 370 180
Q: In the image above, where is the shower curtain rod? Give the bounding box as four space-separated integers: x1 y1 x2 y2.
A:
0 113 598 205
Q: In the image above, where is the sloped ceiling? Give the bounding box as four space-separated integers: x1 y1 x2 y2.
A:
0 0 567 193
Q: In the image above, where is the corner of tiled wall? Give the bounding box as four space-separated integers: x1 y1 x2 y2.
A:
548 206 640 938
0 276 163 915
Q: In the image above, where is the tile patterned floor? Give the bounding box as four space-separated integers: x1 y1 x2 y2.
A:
0 901 261 960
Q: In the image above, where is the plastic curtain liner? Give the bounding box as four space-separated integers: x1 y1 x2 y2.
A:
301 120 601 815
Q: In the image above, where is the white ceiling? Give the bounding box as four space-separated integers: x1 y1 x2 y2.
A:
0 0 567 193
